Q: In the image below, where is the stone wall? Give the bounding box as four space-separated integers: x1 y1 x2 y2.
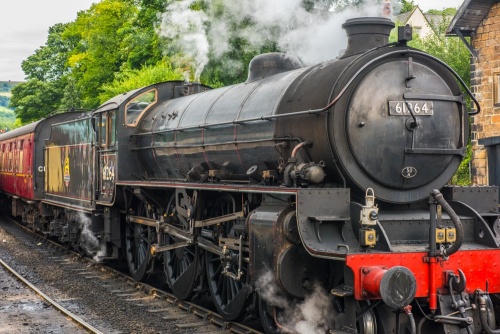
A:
470 3 500 185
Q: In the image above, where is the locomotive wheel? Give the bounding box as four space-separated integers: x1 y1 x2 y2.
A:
334 299 377 334
163 194 200 300
205 194 250 321
125 202 155 281
357 305 376 334
258 296 280 334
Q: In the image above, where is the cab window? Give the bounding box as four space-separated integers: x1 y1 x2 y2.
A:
97 111 117 148
99 113 107 148
109 111 116 146
125 89 157 126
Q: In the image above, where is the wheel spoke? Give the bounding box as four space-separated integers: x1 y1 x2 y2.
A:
205 193 249 320
125 202 155 281
163 194 199 300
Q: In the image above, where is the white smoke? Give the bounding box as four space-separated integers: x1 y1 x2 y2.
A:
157 0 210 81
256 270 335 334
158 0 391 81
77 212 107 263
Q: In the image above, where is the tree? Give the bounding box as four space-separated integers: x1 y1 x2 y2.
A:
12 23 84 122
62 0 139 107
98 60 183 102
10 79 64 123
21 23 73 82
120 0 166 70
397 0 415 14
59 77 84 110
427 8 457 15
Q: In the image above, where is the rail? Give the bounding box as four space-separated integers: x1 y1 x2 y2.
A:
2 215 262 334
0 257 104 334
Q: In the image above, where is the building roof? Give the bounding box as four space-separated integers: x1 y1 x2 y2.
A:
395 10 413 23
447 0 499 36
395 6 453 36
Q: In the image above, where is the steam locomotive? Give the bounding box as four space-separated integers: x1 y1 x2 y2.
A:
1 17 499 334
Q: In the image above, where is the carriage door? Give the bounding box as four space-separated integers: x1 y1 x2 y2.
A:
96 110 117 203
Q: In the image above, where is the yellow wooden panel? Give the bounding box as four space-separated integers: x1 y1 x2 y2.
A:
45 146 65 193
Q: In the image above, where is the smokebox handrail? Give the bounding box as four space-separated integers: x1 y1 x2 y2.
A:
133 48 474 138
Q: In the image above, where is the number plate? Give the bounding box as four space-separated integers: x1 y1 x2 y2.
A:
389 101 433 116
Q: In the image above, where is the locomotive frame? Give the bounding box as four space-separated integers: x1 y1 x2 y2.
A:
1 17 500 334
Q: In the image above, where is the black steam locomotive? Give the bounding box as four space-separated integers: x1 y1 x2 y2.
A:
2 17 499 334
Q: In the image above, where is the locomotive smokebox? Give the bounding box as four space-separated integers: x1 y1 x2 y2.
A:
341 17 395 57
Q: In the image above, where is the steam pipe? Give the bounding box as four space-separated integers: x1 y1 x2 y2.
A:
428 194 438 257
291 141 310 159
478 294 500 334
431 189 463 257
404 305 416 334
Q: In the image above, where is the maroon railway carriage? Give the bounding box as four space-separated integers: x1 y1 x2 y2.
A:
0 112 83 219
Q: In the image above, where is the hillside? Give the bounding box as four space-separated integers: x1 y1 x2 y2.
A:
0 81 20 130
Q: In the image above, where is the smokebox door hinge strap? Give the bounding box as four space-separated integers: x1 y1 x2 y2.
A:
405 57 416 88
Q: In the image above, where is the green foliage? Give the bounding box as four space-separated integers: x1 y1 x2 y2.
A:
0 82 20 93
21 23 73 82
11 0 167 120
0 96 10 108
0 82 20 129
397 0 415 14
303 0 336 12
121 0 166 70
98 60 184 102
426 8 457 15
10 79 64 123
59 76 83 110
0 106 16 131
63 0 139 108
451 143 472 186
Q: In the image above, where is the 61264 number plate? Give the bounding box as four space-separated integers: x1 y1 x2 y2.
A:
389 101 433 116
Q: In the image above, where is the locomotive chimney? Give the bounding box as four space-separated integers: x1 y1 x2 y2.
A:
341 17 395 58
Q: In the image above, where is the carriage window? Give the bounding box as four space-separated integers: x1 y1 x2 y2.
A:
125 89 157 126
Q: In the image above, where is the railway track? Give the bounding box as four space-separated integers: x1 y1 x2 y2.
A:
0 256 102 333
0 215 263 334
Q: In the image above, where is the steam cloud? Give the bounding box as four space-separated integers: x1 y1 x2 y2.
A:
256 270 336 334
158 0 393 82
77 212 107 262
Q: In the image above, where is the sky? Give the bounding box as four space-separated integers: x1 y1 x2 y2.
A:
415 0 463 11
0 0 465 82
0 0 96 82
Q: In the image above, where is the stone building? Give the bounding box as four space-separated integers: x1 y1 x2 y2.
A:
447 0 500 185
